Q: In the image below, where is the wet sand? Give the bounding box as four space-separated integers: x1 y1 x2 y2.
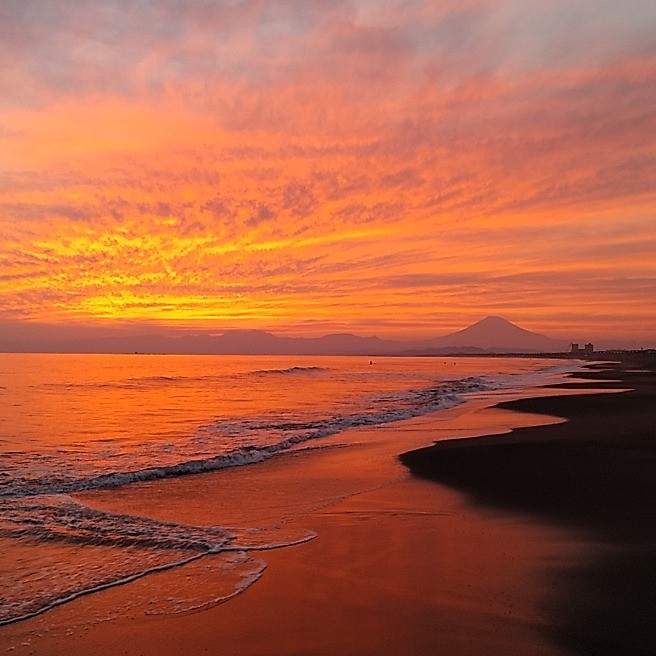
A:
401 363 656 655
1 370 637 655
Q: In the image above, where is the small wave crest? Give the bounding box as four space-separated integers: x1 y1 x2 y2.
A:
249 365 328 376
2 375 492 498
36 374 226 391
0 495 315 626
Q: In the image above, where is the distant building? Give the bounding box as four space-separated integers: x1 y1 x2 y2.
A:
570 342 594 356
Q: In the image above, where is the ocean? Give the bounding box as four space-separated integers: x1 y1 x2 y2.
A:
0 353 576 627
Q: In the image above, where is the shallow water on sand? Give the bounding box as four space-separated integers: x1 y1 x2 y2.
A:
0 354 577 627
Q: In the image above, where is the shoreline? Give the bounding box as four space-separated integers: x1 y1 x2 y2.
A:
401 363 656 655
0 365 635 655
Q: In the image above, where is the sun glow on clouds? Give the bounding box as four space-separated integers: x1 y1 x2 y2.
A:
1 0 655 343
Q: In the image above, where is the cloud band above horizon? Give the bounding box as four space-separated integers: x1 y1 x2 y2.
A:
1 0 655 343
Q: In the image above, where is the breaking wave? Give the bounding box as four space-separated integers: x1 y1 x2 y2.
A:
1 376 491 498
0 495 314 626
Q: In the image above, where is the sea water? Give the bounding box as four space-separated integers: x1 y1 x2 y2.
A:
0 353 576 626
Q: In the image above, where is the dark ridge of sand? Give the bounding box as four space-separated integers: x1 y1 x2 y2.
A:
400 363 656 656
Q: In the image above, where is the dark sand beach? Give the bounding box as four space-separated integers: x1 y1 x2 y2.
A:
401 363 656 655
2 362 654 655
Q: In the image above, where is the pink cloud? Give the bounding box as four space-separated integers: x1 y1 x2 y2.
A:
1 1 655 340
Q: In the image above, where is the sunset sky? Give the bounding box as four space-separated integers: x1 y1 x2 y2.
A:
1 0 655 347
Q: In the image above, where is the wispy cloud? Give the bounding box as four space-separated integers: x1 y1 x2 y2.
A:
1 1 655 341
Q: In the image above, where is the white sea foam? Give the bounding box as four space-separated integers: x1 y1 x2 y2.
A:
1 375 495 498
0 495 315 626
0 355 579 627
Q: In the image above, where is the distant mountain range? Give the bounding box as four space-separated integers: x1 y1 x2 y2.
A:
3 316 570 355
407 316 567 355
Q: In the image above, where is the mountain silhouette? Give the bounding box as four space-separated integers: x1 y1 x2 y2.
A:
418 316 566 353
2 317 567 354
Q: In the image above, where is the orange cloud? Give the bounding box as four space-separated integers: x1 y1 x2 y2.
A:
1 1 655 344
